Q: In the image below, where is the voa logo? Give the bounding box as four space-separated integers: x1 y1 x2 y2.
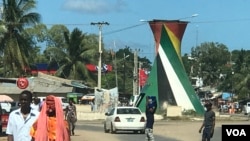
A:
222 125 249 141
226 129 246 136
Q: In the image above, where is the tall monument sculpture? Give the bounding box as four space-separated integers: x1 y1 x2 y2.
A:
137 20 204 115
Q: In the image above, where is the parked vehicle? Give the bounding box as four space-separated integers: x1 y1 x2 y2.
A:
0 103 9 133
81 94 95 104
243 102 250 115
0 102 11 113
38 96 69 110
104 106 146 134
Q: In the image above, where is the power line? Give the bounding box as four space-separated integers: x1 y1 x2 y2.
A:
103 22 147 35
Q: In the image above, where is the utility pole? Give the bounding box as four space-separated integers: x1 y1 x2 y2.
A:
123 53 126 94
113 42 118 88
138 62 142 95
122 53 130 94
91 22 109 89
133 49 138 96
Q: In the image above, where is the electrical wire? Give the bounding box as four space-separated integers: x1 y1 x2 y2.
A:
103 22 147 35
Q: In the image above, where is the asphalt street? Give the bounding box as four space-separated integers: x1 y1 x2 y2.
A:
0 119 249 141
70 119 250 141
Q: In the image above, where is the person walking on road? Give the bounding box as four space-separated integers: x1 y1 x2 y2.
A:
6 90 40 141
30 95 70 141
145 96 157 141
199 102 215 141
65 99 77 136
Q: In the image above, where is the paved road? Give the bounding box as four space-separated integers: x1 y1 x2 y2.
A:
71 119 250 141
1 119 249 141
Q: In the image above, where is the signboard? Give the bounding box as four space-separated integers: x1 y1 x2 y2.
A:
17 77 29 89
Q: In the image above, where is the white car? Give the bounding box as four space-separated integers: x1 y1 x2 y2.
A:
104 106 146 134
37 96 69 110
81 93 95 104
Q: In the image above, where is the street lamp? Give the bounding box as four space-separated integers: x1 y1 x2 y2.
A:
140 14 199 23
231 71 234 102
178 14 199 20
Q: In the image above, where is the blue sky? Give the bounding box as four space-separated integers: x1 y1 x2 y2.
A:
36 0 250 62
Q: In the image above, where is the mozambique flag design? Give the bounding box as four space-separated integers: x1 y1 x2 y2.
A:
137 20 204 115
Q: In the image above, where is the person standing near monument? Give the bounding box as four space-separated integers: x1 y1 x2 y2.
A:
199 102 215 141
145 96 157 141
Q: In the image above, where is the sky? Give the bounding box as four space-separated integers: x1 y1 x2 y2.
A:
36 0 250 62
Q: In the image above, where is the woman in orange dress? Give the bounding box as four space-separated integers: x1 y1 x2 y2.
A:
30 95 70 141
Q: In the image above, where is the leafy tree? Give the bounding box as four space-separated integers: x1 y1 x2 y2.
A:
0 0 40 77
24 24 49 64
45 28 97 86
47 25 69 49
109 46 152 94
230 49 250 100
190 42 230 86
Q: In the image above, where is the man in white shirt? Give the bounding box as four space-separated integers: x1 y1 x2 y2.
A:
6 90 39 141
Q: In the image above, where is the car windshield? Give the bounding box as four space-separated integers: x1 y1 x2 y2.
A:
86 94 94 96
117 108 141 114
61 98 67 103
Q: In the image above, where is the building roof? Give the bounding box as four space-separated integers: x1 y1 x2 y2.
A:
0 73 74 94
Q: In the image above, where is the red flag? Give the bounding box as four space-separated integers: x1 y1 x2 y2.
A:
86 64 97 72
139 69 148 87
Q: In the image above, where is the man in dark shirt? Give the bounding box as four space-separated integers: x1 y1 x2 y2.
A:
199 102 215 141
145 96 157 141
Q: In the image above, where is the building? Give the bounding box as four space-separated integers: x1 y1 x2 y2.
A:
0 72 90 101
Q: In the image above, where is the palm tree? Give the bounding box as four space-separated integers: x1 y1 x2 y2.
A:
0 0 40 77
46 28 98 86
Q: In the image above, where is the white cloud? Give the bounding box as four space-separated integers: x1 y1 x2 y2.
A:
62 0 127 14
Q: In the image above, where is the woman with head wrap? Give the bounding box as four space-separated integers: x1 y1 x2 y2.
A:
30 95 70 141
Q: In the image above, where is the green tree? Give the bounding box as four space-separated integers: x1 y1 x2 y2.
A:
45 28 97 86
111 46 152 94
47 25 69 49
0 0 40 77
190 42 230 86
231 50 250 100
24 24 49 64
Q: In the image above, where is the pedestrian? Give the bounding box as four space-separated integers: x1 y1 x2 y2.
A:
65 99 77 136
89 100 94 112
145 96 157 141
199 102 215 141
30 95 70 141
6 90 40 141
31 97 41 111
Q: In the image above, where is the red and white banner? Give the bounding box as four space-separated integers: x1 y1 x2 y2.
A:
86 64 112 73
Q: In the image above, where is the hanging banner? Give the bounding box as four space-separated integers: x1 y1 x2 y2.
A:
86 64 112 73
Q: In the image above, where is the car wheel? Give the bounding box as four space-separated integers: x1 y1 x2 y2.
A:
104 123 109 133
133 130 138 134
140 130 145 134
111 123 116 134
